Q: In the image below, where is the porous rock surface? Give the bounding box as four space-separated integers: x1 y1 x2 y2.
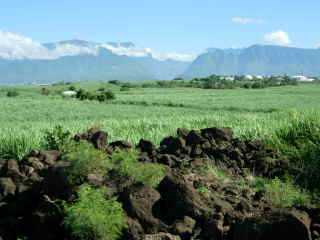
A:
0 127 318 240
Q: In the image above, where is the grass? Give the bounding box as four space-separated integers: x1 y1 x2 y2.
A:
110 149 165 188
252 177 311 208
1 83 320 160
64 184 126 240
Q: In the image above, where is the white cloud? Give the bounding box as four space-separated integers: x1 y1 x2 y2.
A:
0 30 195 62
232 17 264 25
151 52 196 62
0 30 99 60
0 30 51 59
264 30 291 46
51 44 98 58
100 44 195 62
100 44 152 58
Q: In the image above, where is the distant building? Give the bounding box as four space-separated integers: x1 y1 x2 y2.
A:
244 75 254 80
223 76 235 81
291 75 314 82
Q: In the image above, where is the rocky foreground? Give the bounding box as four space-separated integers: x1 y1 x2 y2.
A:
0 127 319 240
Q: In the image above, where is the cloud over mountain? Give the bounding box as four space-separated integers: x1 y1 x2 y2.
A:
264 30 291 46
0 30 194 62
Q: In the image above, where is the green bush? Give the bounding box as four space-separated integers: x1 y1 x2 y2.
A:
253 177 311 207
104 90 116 100
120 86 130 92
64 184 126 240
75 89 115 102
110 150 166 188
43 125 71 151
41 87 50 95
274 115 320 191
6 90 19 97
69 86 76 91
108 80 121 85
64 142 111 184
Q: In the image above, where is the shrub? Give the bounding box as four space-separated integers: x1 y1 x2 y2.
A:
64 142 111 184
41 87 50 96
6 90 19 97
104 90 115 100
64 184 126 240
120 86 130 92
108 80 121 85
253 177 311 207
0 134 34 160
206 164 228 181
68 86 76 91
274 115 320 191
43 125 71 151
109 150 166 188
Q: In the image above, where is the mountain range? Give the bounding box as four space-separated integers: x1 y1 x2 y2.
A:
1 41 320 84
0 40 189 84
183 45 320 78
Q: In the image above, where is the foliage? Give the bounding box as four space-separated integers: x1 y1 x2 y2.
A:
41 88 50 96
0 134 34 160
197 186 210 195
273 114 320 191
203 164 228 181
64 184 126 240
76 88 116 102
6 90 19 97
43 125 72 151
253 177 311 207
68 86 76 91
1 83 320 165
63 142 111 184
109 149 166 188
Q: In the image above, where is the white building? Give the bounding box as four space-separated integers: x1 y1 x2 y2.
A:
244 75 254 80
291 75 314 82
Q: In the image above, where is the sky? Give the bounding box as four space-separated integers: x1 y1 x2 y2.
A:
0 0 319 59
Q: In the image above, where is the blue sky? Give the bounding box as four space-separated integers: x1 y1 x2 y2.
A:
0 0 319 54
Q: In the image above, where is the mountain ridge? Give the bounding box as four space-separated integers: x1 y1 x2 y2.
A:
184 45 320 78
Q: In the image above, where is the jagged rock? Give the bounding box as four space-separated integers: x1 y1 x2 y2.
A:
121 184 165 233
154 171 211 224
144 233 181 240
42 161 72 200
171 216 196 238
123 216 145 240
229 209 312 240
177 128 190 139
201 217 225 240
0 178 16 200
109 140 133 150
186 130 205 146
24 157 44 171
2 160 24 182
90 131 108 149
160 136 185 155
137 139 156 156
201 127 233 142
87 173 104 187
39 150 60 165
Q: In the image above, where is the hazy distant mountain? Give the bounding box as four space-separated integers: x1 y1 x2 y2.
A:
183 45 320 78
0 40 190 84
2 42 320 85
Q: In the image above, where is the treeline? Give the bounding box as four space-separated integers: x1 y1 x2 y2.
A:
108 75 300 90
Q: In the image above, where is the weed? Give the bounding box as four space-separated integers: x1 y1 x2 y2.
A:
43 125 72 151
64 184 126 240
63 142 111 184
109 149 166 188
